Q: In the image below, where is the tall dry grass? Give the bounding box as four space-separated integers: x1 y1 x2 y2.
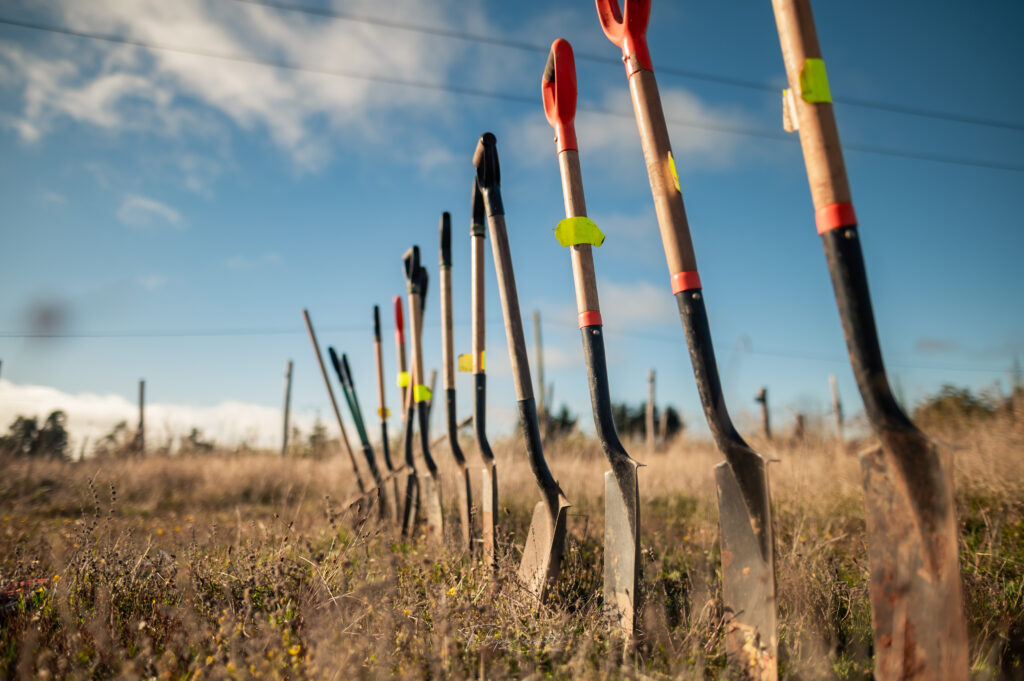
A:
1 409 1021 679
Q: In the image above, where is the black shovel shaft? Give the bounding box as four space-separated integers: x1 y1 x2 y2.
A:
329 348 382 482
372 305 396 473
469 185 495 464
474 132 563 509
439 212 468 467
473 373 495 465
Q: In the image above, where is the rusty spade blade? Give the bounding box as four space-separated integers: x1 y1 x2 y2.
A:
595 0 777 670
404 245 445 543
770 2 968 678
439 211 474 553
474 132 570 602
470 179 500 568
542 38 641 636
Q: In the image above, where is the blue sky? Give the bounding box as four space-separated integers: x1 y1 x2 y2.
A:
1 0 1022 450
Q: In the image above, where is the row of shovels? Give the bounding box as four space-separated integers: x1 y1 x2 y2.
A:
304 1 968 679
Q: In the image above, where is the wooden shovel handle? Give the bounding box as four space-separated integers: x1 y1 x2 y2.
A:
439 212 456 390
543 39 602 325
771 0 852 213
470 183 486 374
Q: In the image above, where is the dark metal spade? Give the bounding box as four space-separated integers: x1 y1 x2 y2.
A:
474 132 570 602
542 38 641 636
470 180 499 569
595 1 777 672
439 212 474 553
373 305 402 523
403 245 444 542
329 348 388 519
770 2 967 678
394 296 420 535
301 309 370 507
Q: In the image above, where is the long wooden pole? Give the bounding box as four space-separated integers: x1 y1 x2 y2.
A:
302 309 366 494
137 379 145 457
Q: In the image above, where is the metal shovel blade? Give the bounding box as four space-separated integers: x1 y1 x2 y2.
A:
456 466 473 553
420 473 444 543
715 460 777 681
860 443 967 681
518 495 570 602
481 464 498 568
604 464 640 636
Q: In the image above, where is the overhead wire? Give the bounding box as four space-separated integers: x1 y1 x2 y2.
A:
228 0 1024 133
1 15 1022 173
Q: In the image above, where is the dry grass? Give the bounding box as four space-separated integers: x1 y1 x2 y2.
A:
1 410 1022 679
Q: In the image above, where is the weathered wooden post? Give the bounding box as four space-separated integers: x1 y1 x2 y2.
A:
533 310 546 435
829 374 843 443
770 1 968 677
137 379 145 457
646 369 656 453
282 360 293 457
755 387 772 441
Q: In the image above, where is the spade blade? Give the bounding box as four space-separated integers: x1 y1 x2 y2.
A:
518 495 570 602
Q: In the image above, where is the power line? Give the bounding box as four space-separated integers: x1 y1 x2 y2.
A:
1 15 1022 173
227 0 1024 133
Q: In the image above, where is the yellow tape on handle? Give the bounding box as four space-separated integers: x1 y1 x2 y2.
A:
668 151 680 192
378 408 391 418
413 384 432 403
397 371 410 388
799 58 832 103
458 351 485 372
555 217 605 247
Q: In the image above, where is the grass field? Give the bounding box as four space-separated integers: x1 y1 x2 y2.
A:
2 410 1022 680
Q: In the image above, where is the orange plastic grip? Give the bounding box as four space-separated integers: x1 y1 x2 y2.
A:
542 38 578 153
671 270 702 294
595 0 652 74
578 310 603 328
815 202 857 234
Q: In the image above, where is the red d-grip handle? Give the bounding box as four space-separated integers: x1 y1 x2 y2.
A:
595 0 652 74
542 38 578 154
393 295 404 343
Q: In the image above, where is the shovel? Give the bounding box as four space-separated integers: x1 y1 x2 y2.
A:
403 245 445 542
770 2 967 678
595 1 777 672
439 212 475 553
329 348 389 519
393 295 420 534
474 133 571 602
373 305 402 523
543 38 642 637
470 180 499 569
301 309 371 514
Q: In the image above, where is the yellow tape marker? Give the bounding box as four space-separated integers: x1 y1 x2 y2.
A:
413 384 432 402
378 408 391 419
397 371 410 388
668 151 681 192
459 351 486 371
555 216 605 247
799 58 832 103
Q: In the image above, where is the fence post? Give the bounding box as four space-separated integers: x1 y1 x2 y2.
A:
282 360 293 457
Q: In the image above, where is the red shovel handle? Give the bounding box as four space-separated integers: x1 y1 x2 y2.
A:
393 295 404 344
542 39 578 154
595 0 652 73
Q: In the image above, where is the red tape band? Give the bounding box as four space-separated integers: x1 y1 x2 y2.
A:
578 310 602 328
671 271 702 294
815 202 857 234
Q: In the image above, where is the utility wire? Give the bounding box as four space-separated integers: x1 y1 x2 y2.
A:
228 0 1024 133
2 16 1021 173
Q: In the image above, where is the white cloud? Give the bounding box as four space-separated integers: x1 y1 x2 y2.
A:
0 0 475 170
117 193 182 229
0 379 318 454
515 85 753 171
136 274 167 290
38 190 67 205
595 279 679 328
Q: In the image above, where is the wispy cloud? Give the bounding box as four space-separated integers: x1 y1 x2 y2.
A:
136 274 167 290
514 85 754 172
117 193 182 229
224 251 280 270
38 190 67 205
0 0 478 171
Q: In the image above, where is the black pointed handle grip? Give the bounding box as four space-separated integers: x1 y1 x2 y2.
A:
373 305 381 342
471 178 486 237
439 212 452 268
